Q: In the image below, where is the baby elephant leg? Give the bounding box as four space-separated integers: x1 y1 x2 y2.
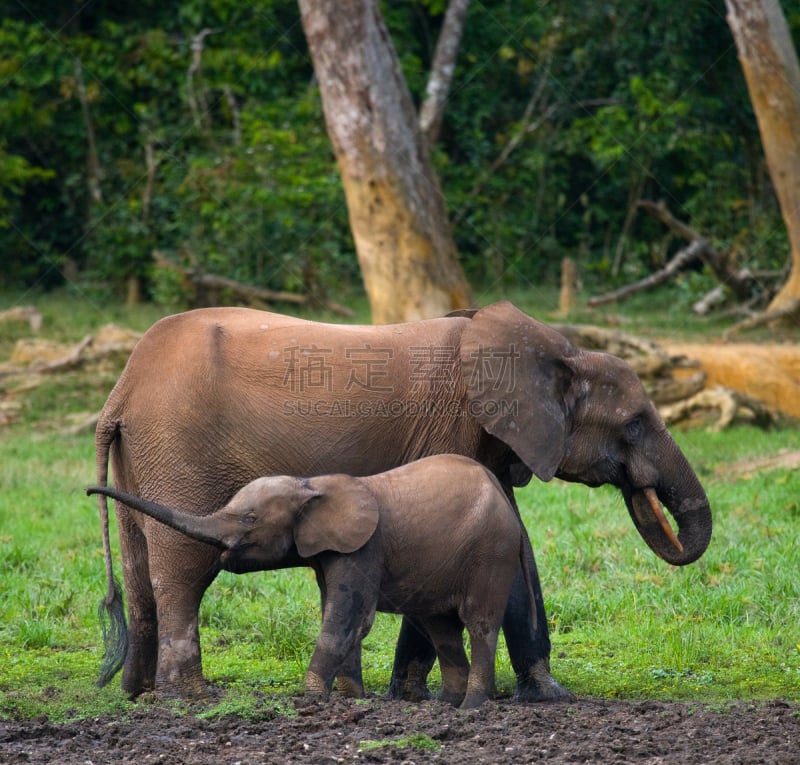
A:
418 615 470 707
461 623 500 710
305 560 378 698
308 569 365 698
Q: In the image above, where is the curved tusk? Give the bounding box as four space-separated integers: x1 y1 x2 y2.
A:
644 487 684 554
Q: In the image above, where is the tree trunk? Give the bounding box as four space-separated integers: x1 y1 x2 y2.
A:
298 0 473 324
725 0 800 314
419 0 470 147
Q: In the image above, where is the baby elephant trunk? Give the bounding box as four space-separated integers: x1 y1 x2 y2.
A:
86 486 225 548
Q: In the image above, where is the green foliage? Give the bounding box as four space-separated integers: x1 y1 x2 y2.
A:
0 1 792 301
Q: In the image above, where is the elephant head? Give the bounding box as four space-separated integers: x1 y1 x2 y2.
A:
87 476 380 573
460 301 712 566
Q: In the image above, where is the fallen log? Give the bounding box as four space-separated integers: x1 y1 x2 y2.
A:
659 387 773 431
153 251 354 317
0 305 43 332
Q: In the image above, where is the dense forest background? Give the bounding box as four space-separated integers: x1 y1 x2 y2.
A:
1 0 797 308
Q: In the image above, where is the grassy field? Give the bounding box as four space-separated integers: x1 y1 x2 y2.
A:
0 288 798 722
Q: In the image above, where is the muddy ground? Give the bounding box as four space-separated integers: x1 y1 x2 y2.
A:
2 694 799 764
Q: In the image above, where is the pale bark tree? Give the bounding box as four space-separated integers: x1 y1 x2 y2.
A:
298 0 473 323
419 0 470 147
726 0 800 317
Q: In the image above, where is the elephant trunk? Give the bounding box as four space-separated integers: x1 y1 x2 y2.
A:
625 442 712 566
86 486 225 549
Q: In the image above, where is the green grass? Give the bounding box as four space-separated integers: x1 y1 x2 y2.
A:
0 288 798 721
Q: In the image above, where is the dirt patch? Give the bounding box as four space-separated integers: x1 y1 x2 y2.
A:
718 448 800 478
665 343 800 419
2 696 799 764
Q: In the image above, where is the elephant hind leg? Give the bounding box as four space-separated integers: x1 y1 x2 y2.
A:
419 614 469 707
150 536 219 698
117 510 157 697
387 617 437 701
461 623 500 709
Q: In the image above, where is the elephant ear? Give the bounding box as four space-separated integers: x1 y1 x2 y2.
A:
460 301 577 482
293 478 380 558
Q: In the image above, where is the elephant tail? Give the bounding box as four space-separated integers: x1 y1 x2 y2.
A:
519 532 537 635
94 415 128 687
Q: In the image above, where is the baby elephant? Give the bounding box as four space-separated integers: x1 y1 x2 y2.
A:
87 454 531 709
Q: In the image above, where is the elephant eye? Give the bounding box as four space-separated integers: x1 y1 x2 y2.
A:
240 513 257 527
624 416 644 443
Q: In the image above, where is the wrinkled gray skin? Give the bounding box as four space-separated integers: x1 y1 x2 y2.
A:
92 301 712 702
89 455 529 709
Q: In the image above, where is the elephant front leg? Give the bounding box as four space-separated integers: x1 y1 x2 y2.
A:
503 539 575 702
305 559 377 699
335 644 365 698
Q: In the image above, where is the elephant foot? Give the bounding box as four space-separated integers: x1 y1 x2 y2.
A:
334 676 365 699
437 689 465 707
304 670 332 699
148 676 215 702
514 660 576 703
386 660 432 702
458 692 489 710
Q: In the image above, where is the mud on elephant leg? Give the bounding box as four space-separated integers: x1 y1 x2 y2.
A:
387 617 437 702
305 570 378 699
420 614 470 707
149 541 218 698
334 643 365 698
461 628 500 710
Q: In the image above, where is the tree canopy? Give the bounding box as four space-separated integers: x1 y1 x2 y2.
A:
0 0 794 311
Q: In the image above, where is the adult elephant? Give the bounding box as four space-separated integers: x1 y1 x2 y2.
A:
92 301 712 701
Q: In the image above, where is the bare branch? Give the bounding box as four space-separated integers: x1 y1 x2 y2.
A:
587 240 706 307
187 28 219 128
636 200 755 301
722 298 800 340
74 58 103 203
454 56 555 220
223 85 242 146
419 0 470 146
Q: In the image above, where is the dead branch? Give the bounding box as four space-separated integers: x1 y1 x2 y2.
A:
223 85 242 146
659 386 773 431
454 55 556 221
74 58 103 204
722 297 800 341
187 28 219 129
0 305 42 332
692 284 726 315
587 239 706 307
0 331 139 381
635 200 755 300
645 371 707 406
153 251 354 317
552 322 777 428
552 323 674 379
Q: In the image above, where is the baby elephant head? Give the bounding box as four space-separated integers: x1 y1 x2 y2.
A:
87 475 380 573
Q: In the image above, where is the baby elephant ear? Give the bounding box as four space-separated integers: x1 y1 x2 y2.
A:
293 479 380 558
461 301 576 482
